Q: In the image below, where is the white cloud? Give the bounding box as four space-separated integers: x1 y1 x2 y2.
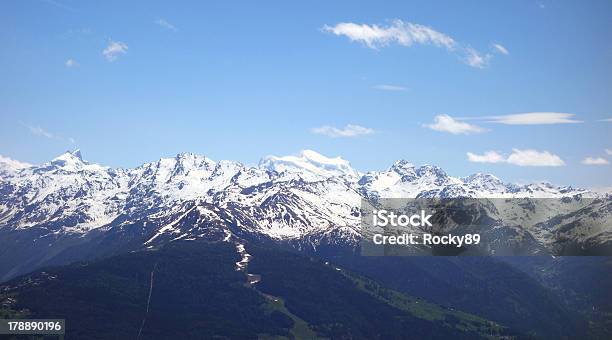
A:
322 20 456 50
65 58 77 67
20 122 75 144
492 43 509 55
28 126 53 138
323 19 501 69
483 112 582 125
20 122 54 138
424 114 486 135
467 149 565 167
582 157 609 165
467 151 505 163
463 47 491 68
103 40 128 61
606 149 612 156
156 18 177 32
373 84 408 92
600 118 612 122
311 124 375 138
506 149 565 167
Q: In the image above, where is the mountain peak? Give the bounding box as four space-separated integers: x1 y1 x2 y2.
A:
0 155 32 177
389 159 415 172
72 149 83 160
298 149 349 166
416 164 447 178
464 172 502 184
0 155 32 169
172 152 215 166
259 150 360 179
47 149 110 173
53 149 83 162
52 149 83 163
462 173 506 192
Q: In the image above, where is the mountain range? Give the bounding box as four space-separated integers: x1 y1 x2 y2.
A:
1 149 611 338
0 149 610 278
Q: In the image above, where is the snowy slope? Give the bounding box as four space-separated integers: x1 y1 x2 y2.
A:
0 149 609 260
260 149 361 181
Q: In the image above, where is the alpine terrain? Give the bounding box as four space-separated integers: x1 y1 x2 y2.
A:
0 150 611 339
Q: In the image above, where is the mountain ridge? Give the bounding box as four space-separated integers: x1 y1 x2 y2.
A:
0 149 610 281
0 150 610 338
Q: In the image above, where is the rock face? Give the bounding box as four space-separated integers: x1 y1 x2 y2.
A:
0 149 610 280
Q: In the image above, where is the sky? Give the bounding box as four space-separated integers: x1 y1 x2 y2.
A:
1 0 611 187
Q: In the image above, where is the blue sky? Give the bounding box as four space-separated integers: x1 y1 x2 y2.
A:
1 0 611 187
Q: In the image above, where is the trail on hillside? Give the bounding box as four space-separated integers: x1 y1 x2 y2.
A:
137 262 158 340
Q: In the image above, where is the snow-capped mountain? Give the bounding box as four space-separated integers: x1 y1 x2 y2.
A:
260 149 361 181
0 149 609 280
0 155 31 178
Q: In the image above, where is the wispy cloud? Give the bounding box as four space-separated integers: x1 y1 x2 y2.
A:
463 47 491 69
492 43 509 55
582 157 609 165
311 124 375 138
103 40 128 61
373 84 408 92
467 151 505 163
65 58 77 67
322 19 506 68
606 149 612 156
322 20 456 50
155 18 177 32
466 112 582 125
20 122 75 144
22 123 54 138
424 114 486 135
467 149 565 167
600 118 612 122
